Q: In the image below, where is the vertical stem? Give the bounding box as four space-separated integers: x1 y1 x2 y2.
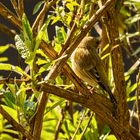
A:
33 92 49 140
100 0 130 135
18 0 24 18
109 10 130 128
136 69 140 132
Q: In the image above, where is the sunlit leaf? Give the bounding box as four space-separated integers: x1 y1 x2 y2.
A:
22 13 33 51
0 57 8 62
55 26 66 44
1 105 18 122
0 63 31 79
127 82 140 95
106 135 117 140
45 99 65 114
0 45 9 54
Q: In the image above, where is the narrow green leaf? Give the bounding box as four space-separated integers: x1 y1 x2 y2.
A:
45 99 65 114
0 63 31 79
106 135 117 140
33 1 45 15
0 45 9 54
132 46 140 56
127 82 140 95
55 26 66 44
22 13 33 51
0 57 8 62
3 91 15 109
34 23 48 51
1 105 18 122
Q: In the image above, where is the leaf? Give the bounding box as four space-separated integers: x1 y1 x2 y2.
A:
22 13 33 51
126 14 140 24
0 45 9 54
34 22 48 51
66 1 79 12
37 63 51 77
33 1 45 15
55 76 64 85
36 59 48 65
0 114 3 132
3 91 16 109
106 135 117 140
127 82 140 95
125 59 140 78
45 99 65 114
132 46 140 56
16 84 27 108
1 105 18 122
24 99 36 120
0 133 13 140
42 15 54 42
0 57 8 62
0 63 31 79
99 44 109 56
51 16 61 25
55 26 66 44
127 96 135 102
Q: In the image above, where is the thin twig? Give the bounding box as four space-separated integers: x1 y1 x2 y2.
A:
32 1 124 140
32 92 49 140
130 102 136 126
0 2 22 30
79 111 93 140
18 0 24 18
59 23 77 56
136 68 140 132
41 82 136 139
0 23 16 38
10 0 19 17
54 109 65 140
0 78 30 84
71 109 87 140
46 0 114 80
32 0 57 34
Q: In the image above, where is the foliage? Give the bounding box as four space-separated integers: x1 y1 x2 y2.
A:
0 0 139 140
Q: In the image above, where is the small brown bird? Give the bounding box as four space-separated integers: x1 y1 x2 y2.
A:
71 36 117 104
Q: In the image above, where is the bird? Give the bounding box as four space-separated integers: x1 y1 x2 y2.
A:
71 36 117 105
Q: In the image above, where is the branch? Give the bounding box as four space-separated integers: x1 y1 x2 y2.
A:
33 1 117 139
41 82 135 139
32 92 49 139
10 0 19 17
46 0 114 80
0 105 36 140
0 78 30 84
54 109 65 140
71 110 87 140
18 0 24 18
0 23 16 38
0 2 22 30
108 8 130 128
32 0 57 34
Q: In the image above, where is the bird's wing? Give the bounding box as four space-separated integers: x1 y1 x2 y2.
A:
86 44 110 88
74 47 98 81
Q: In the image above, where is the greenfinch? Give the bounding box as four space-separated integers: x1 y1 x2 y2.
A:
71 36 117 104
